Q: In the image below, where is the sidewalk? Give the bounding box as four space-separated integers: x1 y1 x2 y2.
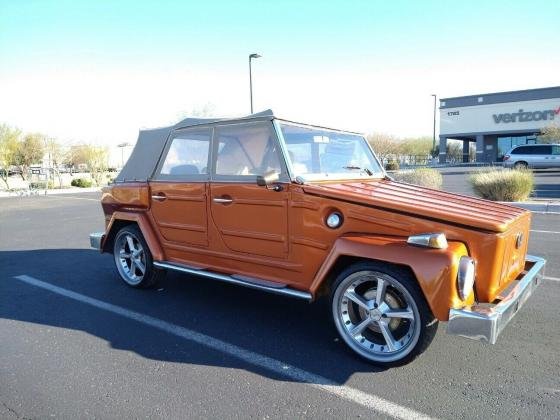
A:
0 187 101 198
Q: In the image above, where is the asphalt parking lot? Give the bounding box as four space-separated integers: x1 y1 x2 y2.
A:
1 192 559 419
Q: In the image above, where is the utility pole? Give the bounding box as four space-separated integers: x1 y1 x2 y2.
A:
431 94 437 156
249 53 261 113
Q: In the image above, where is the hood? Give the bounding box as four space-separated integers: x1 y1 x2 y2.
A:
302 179 527 233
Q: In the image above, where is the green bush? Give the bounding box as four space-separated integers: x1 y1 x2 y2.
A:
29 181 54 189
71 178 93 188
385 160 400 171
469 169 533 201
393 168 443 189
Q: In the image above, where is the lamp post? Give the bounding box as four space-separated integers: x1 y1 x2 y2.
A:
249 53 261 114
431 94 437 156
117 142 131 168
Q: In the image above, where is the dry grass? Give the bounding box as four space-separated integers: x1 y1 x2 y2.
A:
469 169 534 201
393 168 442 189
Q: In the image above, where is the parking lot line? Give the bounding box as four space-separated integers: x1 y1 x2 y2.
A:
530 230 560 234
13 274 433 420
544 276 560 282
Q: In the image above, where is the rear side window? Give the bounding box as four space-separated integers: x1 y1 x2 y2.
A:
512 145 551 155
553 145 560 155
156 128 211 180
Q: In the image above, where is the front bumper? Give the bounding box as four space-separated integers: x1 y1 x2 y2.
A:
447 255 545 344
89 232 105 251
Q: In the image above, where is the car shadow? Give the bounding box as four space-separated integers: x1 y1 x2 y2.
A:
0 248 390 385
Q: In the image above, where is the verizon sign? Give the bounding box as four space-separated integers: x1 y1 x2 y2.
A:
440 98 560 135
493 106 560 124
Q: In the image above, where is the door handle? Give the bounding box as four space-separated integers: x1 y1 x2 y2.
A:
213 197 233 204
151 193 167 202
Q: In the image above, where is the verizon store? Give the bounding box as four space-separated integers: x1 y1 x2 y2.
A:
439 86 560 163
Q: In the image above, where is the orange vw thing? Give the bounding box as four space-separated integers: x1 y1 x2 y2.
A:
91 110 546 365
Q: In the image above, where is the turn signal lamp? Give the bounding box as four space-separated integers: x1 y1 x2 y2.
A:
407 233 448 249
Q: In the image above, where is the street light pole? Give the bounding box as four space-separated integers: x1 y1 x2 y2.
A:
249 53 261 114
431 94 437 155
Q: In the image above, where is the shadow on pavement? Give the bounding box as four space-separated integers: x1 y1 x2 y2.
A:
0 248 389 385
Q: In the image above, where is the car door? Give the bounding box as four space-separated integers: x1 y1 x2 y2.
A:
208 121 290 260
149 127 211 248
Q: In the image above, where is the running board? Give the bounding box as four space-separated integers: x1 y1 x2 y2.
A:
153 261 312 301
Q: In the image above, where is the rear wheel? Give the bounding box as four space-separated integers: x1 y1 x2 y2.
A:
331 261 437 366
113 225 165 288
513 161 528 170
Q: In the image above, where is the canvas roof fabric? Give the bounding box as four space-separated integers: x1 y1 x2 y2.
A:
115 110 275 182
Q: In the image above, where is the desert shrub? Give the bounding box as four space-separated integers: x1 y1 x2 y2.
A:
469 169 533 201
385 160 400 171
393 168 442 189
71 178 93 188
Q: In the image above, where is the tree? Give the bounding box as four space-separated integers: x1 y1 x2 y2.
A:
14 133 45 180
0 124 21 189
538 124 560 144
366 132 401 164
68 144 109 186
44 138 66 188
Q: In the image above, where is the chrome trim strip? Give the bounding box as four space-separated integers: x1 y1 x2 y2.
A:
89 232 104 251
447 255 545 344
153 261 312 301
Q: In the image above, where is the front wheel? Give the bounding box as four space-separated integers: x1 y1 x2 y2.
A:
113 225 165 288
331 262 438 366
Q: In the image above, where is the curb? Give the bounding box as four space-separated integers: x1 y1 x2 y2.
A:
501 201 560 213
0 187 101 198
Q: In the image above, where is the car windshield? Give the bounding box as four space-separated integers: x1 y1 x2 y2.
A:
278 122 383 181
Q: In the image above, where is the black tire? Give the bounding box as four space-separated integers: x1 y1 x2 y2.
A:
513 161 528 170
112 225 165 288
330 261 438 366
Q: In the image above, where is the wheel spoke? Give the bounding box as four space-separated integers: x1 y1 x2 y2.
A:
384 308 414 319
129 259 137 276
344 289 371 311
119 252 131 259
378 320 397 352
349 317 372 337
126 235 136 253
376 278 387 304
135 259 146 275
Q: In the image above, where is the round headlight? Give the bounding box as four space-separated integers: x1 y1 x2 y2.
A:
457 256 475 300
326 212 343 229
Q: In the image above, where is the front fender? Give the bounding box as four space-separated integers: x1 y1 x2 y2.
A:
310 235 472 321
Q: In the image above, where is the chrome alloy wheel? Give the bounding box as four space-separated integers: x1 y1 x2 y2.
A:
114 231 146 286
333 270 421 363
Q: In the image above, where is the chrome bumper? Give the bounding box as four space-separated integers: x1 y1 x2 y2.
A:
89 232 105 251
447 255 545 344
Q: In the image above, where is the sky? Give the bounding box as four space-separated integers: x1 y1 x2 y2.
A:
1 0 559 148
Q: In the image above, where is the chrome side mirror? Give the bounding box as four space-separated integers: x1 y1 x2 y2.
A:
256 170 280 187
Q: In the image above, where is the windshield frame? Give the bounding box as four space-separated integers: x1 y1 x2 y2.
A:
273 119 386 183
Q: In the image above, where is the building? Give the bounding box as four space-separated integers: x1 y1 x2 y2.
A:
439 86 560 163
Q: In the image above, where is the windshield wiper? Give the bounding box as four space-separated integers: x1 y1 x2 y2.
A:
342 166 373 176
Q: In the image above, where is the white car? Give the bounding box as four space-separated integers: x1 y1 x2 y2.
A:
503 144 560 169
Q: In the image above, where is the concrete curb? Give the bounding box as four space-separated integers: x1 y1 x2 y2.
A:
0 187 101 198
501 201 560 213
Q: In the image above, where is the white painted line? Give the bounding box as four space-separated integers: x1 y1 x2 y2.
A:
544 276 560 282
13 275 433 420
530 230 560 234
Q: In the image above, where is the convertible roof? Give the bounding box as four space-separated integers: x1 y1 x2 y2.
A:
115 110 275 182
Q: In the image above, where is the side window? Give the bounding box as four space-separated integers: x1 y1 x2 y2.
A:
157 128 211 179
552 145 560 155
214 122 283 177
536 145 552 155
512 146 528 155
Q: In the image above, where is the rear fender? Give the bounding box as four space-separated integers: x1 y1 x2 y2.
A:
101 211 164 261
310 235 471 320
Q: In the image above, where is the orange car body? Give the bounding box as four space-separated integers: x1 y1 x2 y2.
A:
91 110 545 352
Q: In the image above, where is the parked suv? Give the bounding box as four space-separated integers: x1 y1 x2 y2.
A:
503 143 560 169
90 110 545 366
